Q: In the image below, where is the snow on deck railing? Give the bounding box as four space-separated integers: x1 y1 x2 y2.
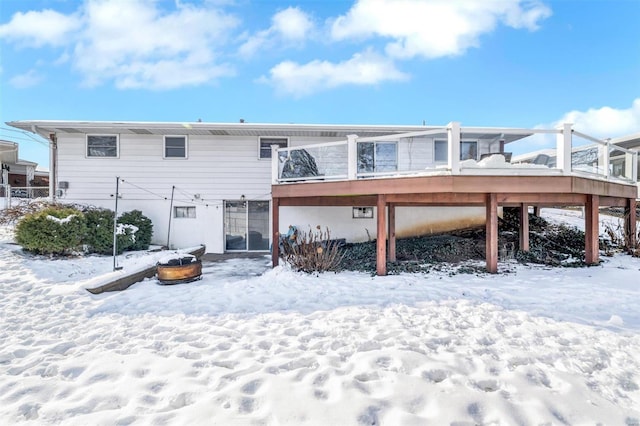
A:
272 123 638 186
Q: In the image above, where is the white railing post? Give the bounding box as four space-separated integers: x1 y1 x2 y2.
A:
602 139 610 179
447 122 461 174
347 134 358 180
556 123 572 174
628 151 638 183
271 145 280 184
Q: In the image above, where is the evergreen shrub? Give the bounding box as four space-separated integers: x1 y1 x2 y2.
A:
118 210 153 250
16 207 87 255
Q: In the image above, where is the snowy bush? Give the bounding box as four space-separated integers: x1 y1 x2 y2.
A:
16 207 87 255
82 208 135 255
118 210 153 251
281 226 344 273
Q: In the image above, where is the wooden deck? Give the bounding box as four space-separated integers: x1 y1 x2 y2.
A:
271 175 638 275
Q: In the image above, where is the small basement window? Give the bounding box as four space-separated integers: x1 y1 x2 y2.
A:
87 135 118 158
353 207 374 219
259 137 288 159
165 136 187 158
174 206 196 218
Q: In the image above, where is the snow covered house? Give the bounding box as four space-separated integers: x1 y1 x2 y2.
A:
6 120 638 274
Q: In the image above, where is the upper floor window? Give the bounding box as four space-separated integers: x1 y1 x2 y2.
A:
87 135 118 158
259 137 288 159
358 141 397 174
165 136 187 158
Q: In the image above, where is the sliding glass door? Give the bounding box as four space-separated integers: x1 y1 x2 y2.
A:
224 200 270 251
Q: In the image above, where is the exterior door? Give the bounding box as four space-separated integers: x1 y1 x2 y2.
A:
224 200 270 251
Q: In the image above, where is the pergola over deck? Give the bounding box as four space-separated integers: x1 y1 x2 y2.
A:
271 123 638 275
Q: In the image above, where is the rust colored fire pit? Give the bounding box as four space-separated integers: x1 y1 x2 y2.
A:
156 254 202 285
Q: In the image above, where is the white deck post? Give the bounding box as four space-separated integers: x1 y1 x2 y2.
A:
347 134 358 180
602 139 610 179
625 151 637 182
271 145 280 184
556 123 572 175
447 122 461 174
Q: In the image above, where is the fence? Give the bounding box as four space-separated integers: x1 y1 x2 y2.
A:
0 185 50 209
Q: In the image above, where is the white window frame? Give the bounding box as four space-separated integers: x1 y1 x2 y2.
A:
434 139 478 162
164 135 188 159
86 134 119 158
174 206 196 218
259 137 288 160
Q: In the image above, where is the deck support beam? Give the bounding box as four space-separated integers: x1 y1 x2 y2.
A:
486 193 498 273
519 203 530 252
271 197 280 268
388 203 396 262
625 198 637 253
585 194 599 265
376 194 387 276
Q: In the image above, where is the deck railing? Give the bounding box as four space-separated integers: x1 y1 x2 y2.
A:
272 122 638 186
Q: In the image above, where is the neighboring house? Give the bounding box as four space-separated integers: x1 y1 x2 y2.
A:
6 120 638 275
0 139 49 200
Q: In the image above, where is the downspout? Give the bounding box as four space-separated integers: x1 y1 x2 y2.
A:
49 133 57 203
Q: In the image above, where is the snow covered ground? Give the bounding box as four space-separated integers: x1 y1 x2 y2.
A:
0 209 639 425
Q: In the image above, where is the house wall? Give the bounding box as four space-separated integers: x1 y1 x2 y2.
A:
54 133 344 251
55 132 498 252
280 206 487 243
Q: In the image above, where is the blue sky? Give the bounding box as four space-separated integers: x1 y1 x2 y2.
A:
1 0 639 167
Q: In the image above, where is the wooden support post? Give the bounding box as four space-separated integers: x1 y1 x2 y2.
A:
388 203 396 262
625 198 637 252
271 197 280 268
585 194 599 265
486 193 498 273
533 206 541 217
519 203 530 252
376 194 387 276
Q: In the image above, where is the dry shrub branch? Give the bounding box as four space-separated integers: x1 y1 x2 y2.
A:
603 212 640 257
281 226 344 273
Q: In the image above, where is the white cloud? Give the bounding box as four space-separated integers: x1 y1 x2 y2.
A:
0 0 239 90
0 9 81 47
72 0 239 89
239 7 313 57
261 50 409 97
555 99 640 138
9 69 43 88
331 0 551 59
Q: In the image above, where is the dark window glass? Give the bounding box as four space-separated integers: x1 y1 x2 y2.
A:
165 136 186 158
87 135 118 157
260 138 288 159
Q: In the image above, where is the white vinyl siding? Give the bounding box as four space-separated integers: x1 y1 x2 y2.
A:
164 136 187 159
87 135 118 158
